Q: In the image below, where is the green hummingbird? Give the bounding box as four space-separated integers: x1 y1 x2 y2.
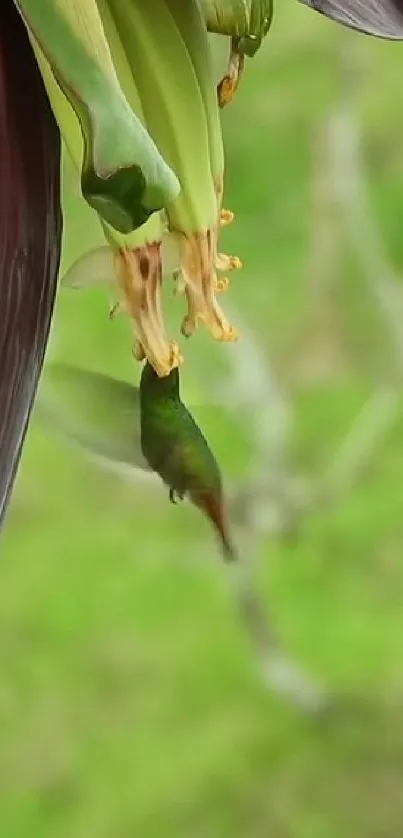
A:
38 362 238 562
139 360 237 561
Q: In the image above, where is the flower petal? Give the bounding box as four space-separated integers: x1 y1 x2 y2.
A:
62 247 115 289
298 0 403 39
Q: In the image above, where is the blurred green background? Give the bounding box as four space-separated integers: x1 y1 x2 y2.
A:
3 3 403 836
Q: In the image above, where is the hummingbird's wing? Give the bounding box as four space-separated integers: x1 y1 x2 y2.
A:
37 364 251 478
297 0 403 38
37 363 151 471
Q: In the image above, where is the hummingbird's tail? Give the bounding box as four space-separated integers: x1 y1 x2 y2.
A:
220 535 238 562
193 492 238 561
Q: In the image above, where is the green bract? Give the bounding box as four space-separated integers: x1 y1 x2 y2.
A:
14 0 180 233
201 0 273 55
60 0 242 378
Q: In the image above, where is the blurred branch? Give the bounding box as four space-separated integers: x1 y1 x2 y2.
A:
288 36 401 516
334 44 403 376
217 304 330 712
226 555 330 711
217 34 403 712
295 108 347 383
311 39 403 500
220 302 316 534
321 388 400 500
219 302 291 466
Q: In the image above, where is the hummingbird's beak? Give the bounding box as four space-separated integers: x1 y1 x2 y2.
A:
192 492 237 561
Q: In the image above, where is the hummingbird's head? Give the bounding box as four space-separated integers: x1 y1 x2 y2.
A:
140 360 180 397
191 490 237 561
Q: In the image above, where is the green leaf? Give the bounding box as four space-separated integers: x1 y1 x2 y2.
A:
14 0 180 233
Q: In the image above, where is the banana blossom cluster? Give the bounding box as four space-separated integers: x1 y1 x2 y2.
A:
1 0 403 528
14 0 276 380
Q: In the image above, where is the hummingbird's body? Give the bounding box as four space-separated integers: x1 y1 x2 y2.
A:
140 361 236 560
41 361 237 561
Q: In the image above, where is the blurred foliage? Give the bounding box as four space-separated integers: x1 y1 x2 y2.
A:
2 3 403 836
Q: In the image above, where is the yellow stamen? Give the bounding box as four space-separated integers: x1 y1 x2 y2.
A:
114 242 181 377
178 230 239 342
173 269 186 297
215 276 229 293
220 208 234 227
133 341 146 361
215 253 242 272
109 300 126 319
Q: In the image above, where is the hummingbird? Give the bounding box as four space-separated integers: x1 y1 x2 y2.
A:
38 362 238 562
139 361 237 561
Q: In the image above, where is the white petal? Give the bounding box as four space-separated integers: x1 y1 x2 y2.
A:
62 246 115 289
